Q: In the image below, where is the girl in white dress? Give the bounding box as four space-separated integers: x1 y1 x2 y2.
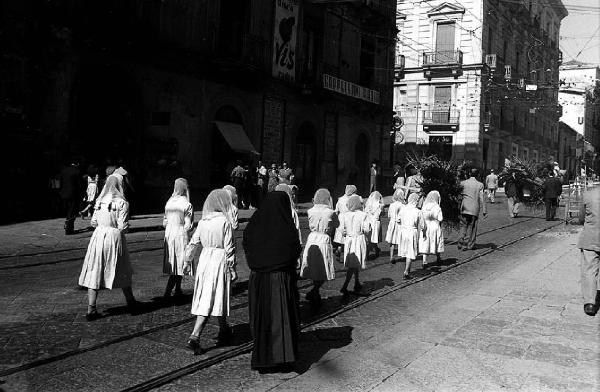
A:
300 189 338 305
333 185 357 255
162 178 194 299
364 191 384 259
222 185 239 230
80 174 99 218
340 195 371 295
419 190 444 268
385 188 406 264
78 175 137 321
397 193 427 280
183 189 237 354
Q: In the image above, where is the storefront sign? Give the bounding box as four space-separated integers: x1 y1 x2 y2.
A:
322 74 381 104
272 0 299 82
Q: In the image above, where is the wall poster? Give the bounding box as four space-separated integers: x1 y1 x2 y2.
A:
272 0 299 82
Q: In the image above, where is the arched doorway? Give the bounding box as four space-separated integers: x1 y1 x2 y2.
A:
211 106 245 188
355 133 370 194
294 122 317 199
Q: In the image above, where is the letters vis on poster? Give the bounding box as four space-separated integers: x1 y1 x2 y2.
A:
273 0 298 82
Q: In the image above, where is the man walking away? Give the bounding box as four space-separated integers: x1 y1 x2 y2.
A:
458 168 487 250
59 158 82 235
369 161 379 193
505 173 522 218
230 161 246 209
542 171 562 221
578 186 600 316
485 169 498 203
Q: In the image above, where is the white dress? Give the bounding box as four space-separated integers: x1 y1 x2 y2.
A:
333 195 350 244
79 199 132 289
341 211 371 270
228 205 239 230
385 201 404 245
186 214 235 317
365 205 382 244
419 204 445 254
300 205 337 281
85 176 98 202
162 196 193 275
397 205 425 259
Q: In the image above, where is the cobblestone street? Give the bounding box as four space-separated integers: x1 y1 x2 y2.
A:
0 195 598 392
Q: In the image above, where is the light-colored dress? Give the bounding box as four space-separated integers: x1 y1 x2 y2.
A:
162 196 193 275
186 214 235 317
341 211 371 270
385 201 404 245
292 208 302 245
365 204 382 244
85 176 98 202
397 205 426 259
79 199 132 289
229 205 239 230
333 195 350 244
419 203 445 254
300 205 337 281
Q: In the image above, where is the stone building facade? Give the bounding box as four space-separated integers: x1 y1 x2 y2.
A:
1 0 396 219
393 0 567 171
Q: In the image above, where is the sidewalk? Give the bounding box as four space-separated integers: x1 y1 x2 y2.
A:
159 225 599 391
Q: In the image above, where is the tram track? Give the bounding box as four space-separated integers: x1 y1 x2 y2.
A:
0 215 558 383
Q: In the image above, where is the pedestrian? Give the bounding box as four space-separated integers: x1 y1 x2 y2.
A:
275 184 302 246
485 169 498 203
222 185 240 230
404 167 423 207
364 191 384 259
59 158 82 235
80 172 99 219
397 193 427 279
386 188 406 264
183 189 237 354
244 163 254 209
256 161 268 205
419 190 444 268
392 162 404 186
230 161 246 209
78 175 138 321
393 176 405 192
340 194 371 295
369 161 379 192
578 186 600 316
333 185 357 256
542 171 562 221
300 189 338 306
243 191 302 372
505 173 523 218
267 163 279 192
458 168 488 250
279 162 293 185
162 178 193 300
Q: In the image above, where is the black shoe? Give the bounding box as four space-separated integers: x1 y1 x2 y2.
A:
85 310 102 322
390 259 397 264
403 272 411 280
584 303 598 316
353 283 363 292
340 287 349 296
422 263 429 270
187 336 205 355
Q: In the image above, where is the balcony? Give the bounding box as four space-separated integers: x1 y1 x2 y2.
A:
422 50 463 78
422 109 460 131
394 54 405 81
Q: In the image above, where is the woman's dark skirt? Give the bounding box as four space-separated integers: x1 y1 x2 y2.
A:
248 269 299 369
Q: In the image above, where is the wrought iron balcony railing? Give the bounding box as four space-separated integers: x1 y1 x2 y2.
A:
422 50 463 67
422 109 460 125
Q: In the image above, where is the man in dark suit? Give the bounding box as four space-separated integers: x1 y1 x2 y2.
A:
458 168 488 250
542 171 562 221
59 159 82 235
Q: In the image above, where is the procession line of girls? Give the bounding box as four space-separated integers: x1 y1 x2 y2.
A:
78 175 302 371
385 188 445 279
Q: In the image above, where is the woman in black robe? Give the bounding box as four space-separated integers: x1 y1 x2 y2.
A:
243 191 302 371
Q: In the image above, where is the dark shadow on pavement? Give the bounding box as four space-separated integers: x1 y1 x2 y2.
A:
471 243 497 250
104 295 193 317
435 257 458 267
294 326 353 374
128 225 165 234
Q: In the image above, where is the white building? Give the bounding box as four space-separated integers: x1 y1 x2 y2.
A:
394 0 567 170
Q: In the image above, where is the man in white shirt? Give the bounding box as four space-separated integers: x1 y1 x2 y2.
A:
485 169 499 203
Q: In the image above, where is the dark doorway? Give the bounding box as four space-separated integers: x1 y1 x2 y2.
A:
294 122 317 199
354 133 370 195
211 106 244 188
428 135 453 161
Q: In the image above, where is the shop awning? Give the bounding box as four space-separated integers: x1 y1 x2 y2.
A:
214 121 259 155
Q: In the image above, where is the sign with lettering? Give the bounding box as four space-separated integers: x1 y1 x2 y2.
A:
322 74 381 104
272 0 299 82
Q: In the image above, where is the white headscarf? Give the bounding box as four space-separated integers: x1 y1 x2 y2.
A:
170 178 190 201
364 191 383 214
222 185 238 206
313 188 333 209
202 189 233 225
96 175 125 208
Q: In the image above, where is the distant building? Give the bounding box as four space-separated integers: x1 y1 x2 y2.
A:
1 0 397 220
394 0 567 170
